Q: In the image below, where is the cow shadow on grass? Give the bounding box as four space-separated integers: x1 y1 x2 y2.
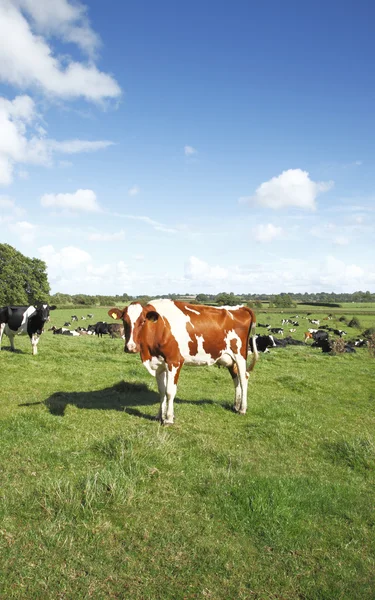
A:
20 381 225 420
0 346 24 354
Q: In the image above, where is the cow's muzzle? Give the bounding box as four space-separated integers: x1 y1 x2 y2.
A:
125 343 137 353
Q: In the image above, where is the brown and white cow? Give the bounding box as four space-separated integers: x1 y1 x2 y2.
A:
109 299 258 424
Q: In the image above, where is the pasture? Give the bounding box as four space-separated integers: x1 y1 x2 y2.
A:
0 305 374 599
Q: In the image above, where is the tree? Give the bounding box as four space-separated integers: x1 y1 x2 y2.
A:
0 244 50 305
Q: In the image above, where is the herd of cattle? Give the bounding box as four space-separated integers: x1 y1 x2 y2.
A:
0 301 372 423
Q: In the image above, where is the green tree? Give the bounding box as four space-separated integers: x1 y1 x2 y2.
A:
0 243 50 305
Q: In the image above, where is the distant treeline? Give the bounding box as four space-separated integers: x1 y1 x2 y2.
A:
49 290 375 308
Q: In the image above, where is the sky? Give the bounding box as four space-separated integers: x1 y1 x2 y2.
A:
1 0 374 296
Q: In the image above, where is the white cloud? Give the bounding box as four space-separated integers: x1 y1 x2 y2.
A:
112 213 178 234
184 145 197 156
319 256 365 285
38 244 91 276
87 230 125 241
0 0 121 103
185 256 228 281
9 220 36 242
15 0 100 58
128 185 140 196
0 94 114 185
253 223 283 242
41 189 100 212
0 195 26 217
333 235 349 246
241 169 334 211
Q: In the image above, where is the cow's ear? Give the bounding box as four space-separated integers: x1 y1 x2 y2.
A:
146 310 159 323
108 308 123 320
49 305 57 311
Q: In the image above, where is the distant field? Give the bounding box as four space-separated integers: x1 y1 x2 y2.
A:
0 305 374 599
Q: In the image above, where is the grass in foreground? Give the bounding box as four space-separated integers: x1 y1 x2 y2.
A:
0 308 374 599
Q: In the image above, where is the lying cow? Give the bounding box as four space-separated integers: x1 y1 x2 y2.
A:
109 300 258 424
249 334 276 353
0 304 56 355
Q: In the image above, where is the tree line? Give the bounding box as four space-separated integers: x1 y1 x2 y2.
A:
1 244 374 307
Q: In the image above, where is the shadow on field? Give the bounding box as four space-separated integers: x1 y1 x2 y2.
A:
0 346 23 354
21 381 222 420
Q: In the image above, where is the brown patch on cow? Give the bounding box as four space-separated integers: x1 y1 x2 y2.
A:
230 338 239 354
175 302 256 361
186 322 198 355
137 304 183 370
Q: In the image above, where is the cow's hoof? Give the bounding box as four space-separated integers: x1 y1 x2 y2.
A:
239 409 247 415
162 419 174 426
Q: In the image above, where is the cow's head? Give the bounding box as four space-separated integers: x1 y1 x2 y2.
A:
109 303 159 353
34 303 57 328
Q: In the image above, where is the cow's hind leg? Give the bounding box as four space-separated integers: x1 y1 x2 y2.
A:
236 355 249 414
228 364 241 412
0 323 4 351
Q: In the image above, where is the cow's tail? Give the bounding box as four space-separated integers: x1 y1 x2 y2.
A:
247 320 258 372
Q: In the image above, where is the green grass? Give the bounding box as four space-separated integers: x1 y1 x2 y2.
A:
0 307 374 599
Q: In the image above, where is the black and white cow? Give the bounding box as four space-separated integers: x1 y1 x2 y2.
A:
269 327 284 335
71 315 78 322
249 334 276 353
0 304 56 355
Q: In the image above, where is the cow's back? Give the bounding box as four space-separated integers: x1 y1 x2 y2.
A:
147 300 255 364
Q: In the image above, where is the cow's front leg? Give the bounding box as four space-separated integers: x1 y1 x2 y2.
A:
8 333 15 352
155 363 183 425
31 334 39 356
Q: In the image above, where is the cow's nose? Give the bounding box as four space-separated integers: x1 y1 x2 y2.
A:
125 342 137 353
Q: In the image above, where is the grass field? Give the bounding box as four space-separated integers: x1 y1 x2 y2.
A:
0 305 374 599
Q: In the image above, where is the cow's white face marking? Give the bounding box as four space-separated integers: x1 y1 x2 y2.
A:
126 303 143 351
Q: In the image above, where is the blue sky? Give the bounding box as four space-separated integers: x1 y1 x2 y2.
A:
1 0 374 295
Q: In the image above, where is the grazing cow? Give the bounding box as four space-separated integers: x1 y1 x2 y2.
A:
71 315 78 322
0 304 56 355
309 319 320 326
87 314 94 319
269 327 283 335
94 322 109 337
257 323 270 328
249 334 276 353
81 316 87 321
109 300 258 424
333 329 347 337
